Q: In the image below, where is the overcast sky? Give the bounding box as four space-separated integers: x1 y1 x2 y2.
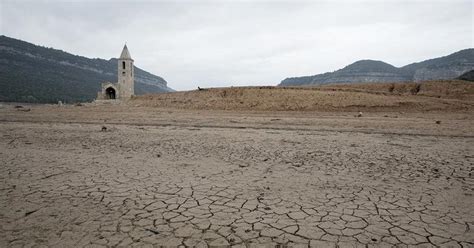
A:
1 0 472 91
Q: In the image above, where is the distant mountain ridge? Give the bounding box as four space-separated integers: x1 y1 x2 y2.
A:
0 35 173 103
280 49 474 86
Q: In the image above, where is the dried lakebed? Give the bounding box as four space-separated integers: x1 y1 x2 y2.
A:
0 108 473 247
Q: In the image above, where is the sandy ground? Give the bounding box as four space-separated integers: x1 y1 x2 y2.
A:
0 103 473 247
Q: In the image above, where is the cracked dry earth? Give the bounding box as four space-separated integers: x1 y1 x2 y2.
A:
1 108 474 247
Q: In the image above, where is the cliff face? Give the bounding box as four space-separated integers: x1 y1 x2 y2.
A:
0 35 173 103
280 49 474 86
412 66 474 81
403 49 474 81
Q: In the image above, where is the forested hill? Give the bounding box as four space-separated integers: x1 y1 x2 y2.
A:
0 35 173 103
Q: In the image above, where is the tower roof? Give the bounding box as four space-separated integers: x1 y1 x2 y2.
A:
119 44 132 60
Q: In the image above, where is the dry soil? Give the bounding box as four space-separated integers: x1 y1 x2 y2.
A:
0 93 473 247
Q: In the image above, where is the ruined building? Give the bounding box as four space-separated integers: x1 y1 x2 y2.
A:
97 45 134 100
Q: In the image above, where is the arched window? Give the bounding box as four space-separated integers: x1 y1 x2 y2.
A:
122 61 126 69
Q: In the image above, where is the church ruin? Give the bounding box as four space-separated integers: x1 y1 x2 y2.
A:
97 45 134 100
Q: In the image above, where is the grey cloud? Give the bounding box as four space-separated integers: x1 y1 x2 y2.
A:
1 0 472 90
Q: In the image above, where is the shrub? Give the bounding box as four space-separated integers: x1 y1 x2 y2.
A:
411 84 421 95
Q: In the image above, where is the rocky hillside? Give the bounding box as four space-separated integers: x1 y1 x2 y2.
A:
280 49 474 86
0 35 173 103
458 70 474 82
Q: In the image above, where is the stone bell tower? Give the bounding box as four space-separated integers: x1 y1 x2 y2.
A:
118 44 134 99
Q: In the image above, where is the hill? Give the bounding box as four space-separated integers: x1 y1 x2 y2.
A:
131 80 474 112
0 35 173 103
280 49 474 86
457 70 474 82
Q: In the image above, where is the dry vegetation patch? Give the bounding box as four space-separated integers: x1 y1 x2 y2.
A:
131 80 473 112
321 80 474 100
